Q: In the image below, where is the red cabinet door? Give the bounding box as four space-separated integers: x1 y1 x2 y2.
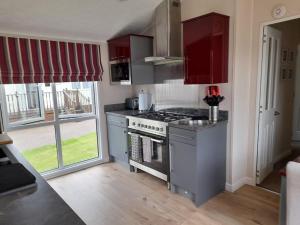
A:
108 35 131 61
211 15 229 83
183 13 229 84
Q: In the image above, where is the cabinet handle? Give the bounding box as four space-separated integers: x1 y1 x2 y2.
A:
169 144 174 173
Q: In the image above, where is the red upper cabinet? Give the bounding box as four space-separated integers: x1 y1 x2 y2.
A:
183 13 229 84
108 35 131 61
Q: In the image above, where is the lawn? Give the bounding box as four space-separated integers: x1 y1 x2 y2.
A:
22 132 99 173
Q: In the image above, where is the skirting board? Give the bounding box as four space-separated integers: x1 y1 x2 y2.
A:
226 177 255 192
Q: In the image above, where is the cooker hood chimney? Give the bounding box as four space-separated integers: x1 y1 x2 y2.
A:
145 0 183 65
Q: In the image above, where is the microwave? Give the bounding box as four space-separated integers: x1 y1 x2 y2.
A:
109 58 131 85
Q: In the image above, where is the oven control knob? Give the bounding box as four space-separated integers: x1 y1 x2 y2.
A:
138 123 141 127
156 127 159 131
152 126 155 130
141 124 144 128
144 125 148 128
160 128 163 132
132 122 136 126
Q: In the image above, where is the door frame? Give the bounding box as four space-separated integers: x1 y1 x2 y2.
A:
254 14 300 184
0 82 106 179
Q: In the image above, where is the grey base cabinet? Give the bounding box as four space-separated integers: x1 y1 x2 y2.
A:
169 122 227 207
107 114 128 164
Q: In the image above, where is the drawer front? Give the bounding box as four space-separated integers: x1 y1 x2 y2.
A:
169 127 196 146
107 114 127 128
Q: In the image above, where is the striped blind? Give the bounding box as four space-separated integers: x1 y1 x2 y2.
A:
0 36 103 84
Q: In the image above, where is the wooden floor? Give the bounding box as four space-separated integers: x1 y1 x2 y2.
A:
48 163 279 225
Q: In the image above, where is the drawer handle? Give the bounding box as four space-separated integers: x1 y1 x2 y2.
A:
170 134 194 141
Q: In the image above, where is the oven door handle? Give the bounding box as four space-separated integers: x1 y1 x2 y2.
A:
150 138 164 144
128 132 139 136
128 132 164 144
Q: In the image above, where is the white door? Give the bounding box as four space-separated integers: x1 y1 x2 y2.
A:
292 45 300 142
257 26 282 184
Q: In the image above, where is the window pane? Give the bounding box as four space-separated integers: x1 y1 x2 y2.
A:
55 82 94 118
8 125 58 173
61 119 99 166
4 83 54 125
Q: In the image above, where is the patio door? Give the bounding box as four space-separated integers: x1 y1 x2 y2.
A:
0 82 102 177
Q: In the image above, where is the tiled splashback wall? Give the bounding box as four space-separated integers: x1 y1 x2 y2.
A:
133 79 231 111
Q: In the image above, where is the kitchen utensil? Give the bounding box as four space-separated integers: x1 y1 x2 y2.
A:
125 97 139 110
138 90 152 111
209 106 219 123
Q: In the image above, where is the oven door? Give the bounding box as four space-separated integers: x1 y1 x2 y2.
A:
109 59 131 85
128 131 169 180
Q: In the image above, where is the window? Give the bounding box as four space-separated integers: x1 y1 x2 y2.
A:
1 82 102 175
4 84 47 125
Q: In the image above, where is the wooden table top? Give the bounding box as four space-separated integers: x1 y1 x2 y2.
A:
0 134 13 145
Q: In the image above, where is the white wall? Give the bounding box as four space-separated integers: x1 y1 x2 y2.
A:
228 0 254 191
98 43 133 161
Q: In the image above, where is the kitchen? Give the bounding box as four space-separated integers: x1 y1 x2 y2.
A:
0 0 297 225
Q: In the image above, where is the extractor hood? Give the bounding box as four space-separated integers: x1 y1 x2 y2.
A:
144 0 183 65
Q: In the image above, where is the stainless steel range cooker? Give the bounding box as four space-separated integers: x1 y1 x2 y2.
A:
126 111 189 184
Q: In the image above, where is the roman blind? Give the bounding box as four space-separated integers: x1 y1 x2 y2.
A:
0 36 103 84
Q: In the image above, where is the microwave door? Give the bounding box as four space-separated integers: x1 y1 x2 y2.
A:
110 60 131 84
111 64 123 81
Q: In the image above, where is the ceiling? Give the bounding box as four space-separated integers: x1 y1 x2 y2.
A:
0 0 163 42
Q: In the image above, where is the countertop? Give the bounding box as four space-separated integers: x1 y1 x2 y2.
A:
106 110 140 117
0 134 13 145
169 119 228 131
0 144 85 225
104 105 229 131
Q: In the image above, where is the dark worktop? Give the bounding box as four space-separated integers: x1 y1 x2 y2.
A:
104 104 229 130
169 119 228 131
0 144 85 225
106 110 139 117
164 107 228 131
104 103 139 117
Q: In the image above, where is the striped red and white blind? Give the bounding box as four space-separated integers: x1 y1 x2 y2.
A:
0 36 103 84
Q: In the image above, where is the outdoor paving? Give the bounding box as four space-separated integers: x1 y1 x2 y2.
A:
8 119 96 151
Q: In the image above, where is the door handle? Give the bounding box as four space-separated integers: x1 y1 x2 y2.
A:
274 111 280 116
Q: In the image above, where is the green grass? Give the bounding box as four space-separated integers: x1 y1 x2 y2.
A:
22 132 98 173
